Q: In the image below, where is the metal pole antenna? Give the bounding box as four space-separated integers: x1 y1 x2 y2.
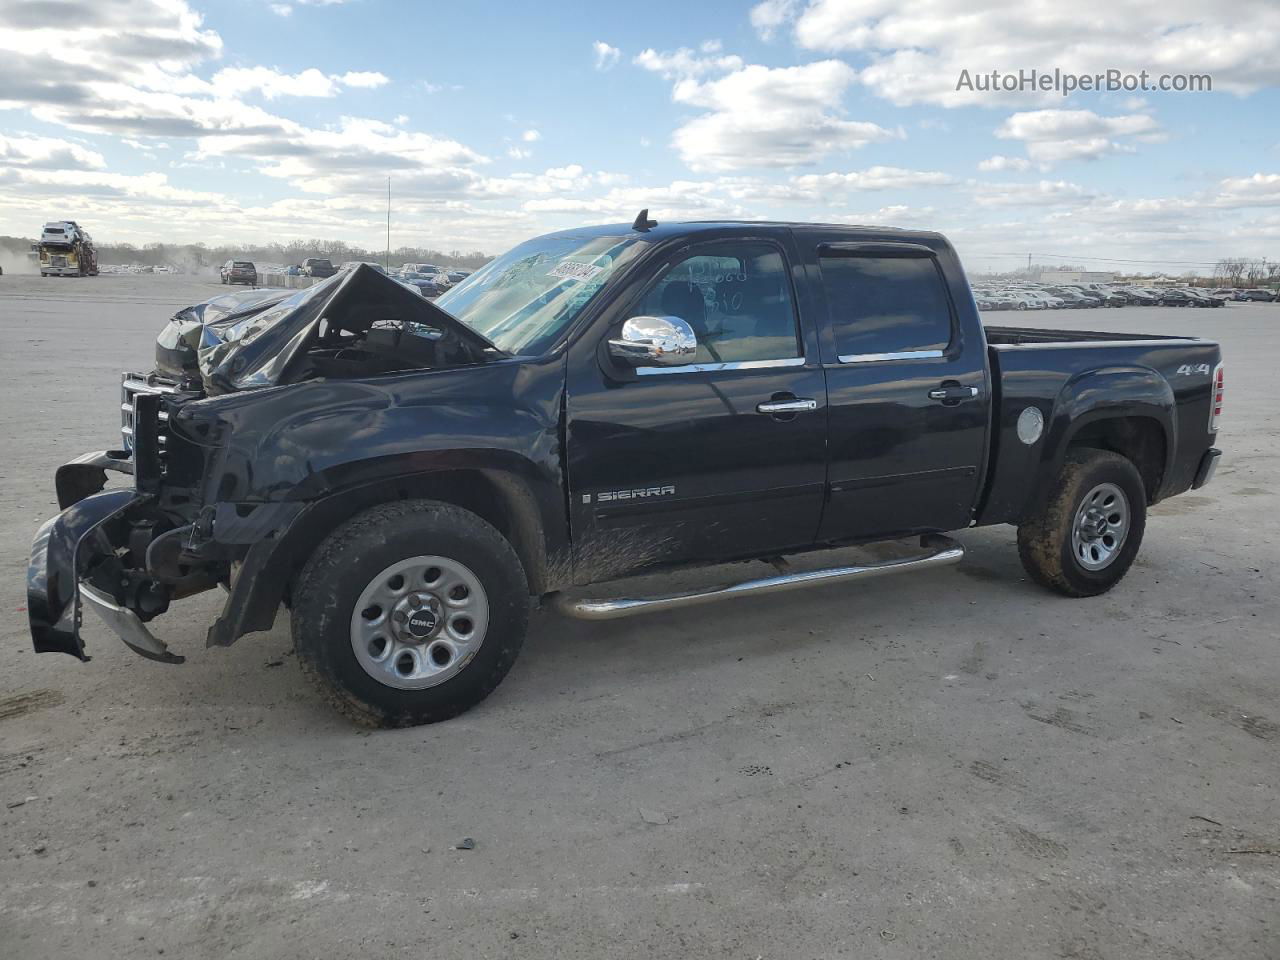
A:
386 177 391 271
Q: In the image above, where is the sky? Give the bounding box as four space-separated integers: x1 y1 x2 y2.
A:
2 0 1279 272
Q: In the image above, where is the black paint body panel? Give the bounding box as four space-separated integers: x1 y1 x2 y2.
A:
26 220 1223 659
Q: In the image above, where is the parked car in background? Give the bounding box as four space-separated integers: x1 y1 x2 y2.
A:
1114 287 1159 306
1026 291 1064 309
1157 288 1194 307
1184 289 1225 308
447 270 471 284
398 272 448 297
1046 287 1097 308
1238 289 1277 302
220 260 257 285
303 258 337 278
401 263 443 277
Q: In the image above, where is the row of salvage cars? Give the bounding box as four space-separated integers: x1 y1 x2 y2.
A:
973 282 1246 311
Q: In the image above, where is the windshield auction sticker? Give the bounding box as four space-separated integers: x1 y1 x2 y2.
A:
549 260 604 282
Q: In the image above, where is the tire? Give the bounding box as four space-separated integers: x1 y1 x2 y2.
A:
1017 449 1146 598
292 500 530 727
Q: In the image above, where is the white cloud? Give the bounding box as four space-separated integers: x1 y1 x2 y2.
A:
750 0 800 40
793 166 955 191
210 67 333 99
639 55 899 171
996 109 1162 166
197 116 488 199
1213 173 1280 207
970 180 1096 207
788 0 1280 107
521 129 541 142
507 146 531 160
978 155 1032 172
269 3 292 15
339 71 389 89
0 134 106 170
592 41 620 71
633 46 744 80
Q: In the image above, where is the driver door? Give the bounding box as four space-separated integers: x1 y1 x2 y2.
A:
563 235 828 582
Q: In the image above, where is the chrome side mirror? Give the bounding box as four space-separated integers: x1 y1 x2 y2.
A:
608 315 697 367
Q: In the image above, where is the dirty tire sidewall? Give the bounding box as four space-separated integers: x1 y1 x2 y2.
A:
1017 450 1147 598
292 500 529 727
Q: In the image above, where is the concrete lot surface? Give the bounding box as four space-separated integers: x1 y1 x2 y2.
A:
1 275 1277 959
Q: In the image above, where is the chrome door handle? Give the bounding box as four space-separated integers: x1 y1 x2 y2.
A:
928 386 979 401
757 398 817 414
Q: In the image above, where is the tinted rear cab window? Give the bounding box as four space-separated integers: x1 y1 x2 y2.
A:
819 254 953 360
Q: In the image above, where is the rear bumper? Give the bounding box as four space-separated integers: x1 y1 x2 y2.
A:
1192 447 1221 489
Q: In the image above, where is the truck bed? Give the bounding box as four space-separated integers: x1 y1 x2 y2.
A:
983 325 1195 346
977 328 1221 527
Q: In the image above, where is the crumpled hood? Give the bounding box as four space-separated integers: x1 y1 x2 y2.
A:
155 264 498 394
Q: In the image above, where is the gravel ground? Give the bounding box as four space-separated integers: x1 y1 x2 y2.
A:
1 275 1277 959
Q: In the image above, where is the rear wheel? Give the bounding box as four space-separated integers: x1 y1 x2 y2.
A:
292 500 529 727
1017 450 1146 597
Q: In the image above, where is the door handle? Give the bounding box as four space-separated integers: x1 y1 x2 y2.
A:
928 385 979 402
757 398 817 414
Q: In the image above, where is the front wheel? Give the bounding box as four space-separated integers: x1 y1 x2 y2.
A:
292 500 529 727
1017 450 1147 597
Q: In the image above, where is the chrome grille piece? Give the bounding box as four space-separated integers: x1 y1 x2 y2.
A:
120 372 177 455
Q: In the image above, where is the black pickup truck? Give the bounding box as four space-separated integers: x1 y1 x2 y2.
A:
27 217 1223 726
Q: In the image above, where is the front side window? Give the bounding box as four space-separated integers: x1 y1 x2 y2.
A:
628 241 800 364
819 254 953 360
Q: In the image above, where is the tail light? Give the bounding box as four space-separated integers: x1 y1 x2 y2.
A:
1209 361 1224 432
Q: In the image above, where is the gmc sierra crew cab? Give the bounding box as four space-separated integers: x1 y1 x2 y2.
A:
27 216 1224 727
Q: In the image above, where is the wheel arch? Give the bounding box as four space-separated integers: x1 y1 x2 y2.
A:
1033 366 1176 513
208 460 565 649
283 467 554 596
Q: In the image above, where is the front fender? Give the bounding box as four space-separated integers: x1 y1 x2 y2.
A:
28 489 143 660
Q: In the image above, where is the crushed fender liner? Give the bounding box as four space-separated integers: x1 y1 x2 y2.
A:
55 449 133 509
204 501 307 649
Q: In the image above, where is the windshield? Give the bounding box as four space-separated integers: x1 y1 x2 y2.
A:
435 233 649 354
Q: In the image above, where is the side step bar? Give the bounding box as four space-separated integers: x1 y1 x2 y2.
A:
553 535 965 621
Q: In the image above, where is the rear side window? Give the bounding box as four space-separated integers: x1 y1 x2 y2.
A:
819 254 953 360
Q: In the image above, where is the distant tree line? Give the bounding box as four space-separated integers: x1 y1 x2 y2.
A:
0 235 493 270
1213 257 1280 287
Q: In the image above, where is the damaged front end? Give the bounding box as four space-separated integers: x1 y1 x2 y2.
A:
27 265 500 665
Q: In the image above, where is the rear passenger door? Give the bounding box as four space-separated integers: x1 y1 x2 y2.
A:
808 239 989 542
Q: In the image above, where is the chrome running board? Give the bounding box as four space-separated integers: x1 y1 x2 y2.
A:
553 535 965 621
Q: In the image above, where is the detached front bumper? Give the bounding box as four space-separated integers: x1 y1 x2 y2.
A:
29 438 310 665
29 488 141 660
27 450 186 664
